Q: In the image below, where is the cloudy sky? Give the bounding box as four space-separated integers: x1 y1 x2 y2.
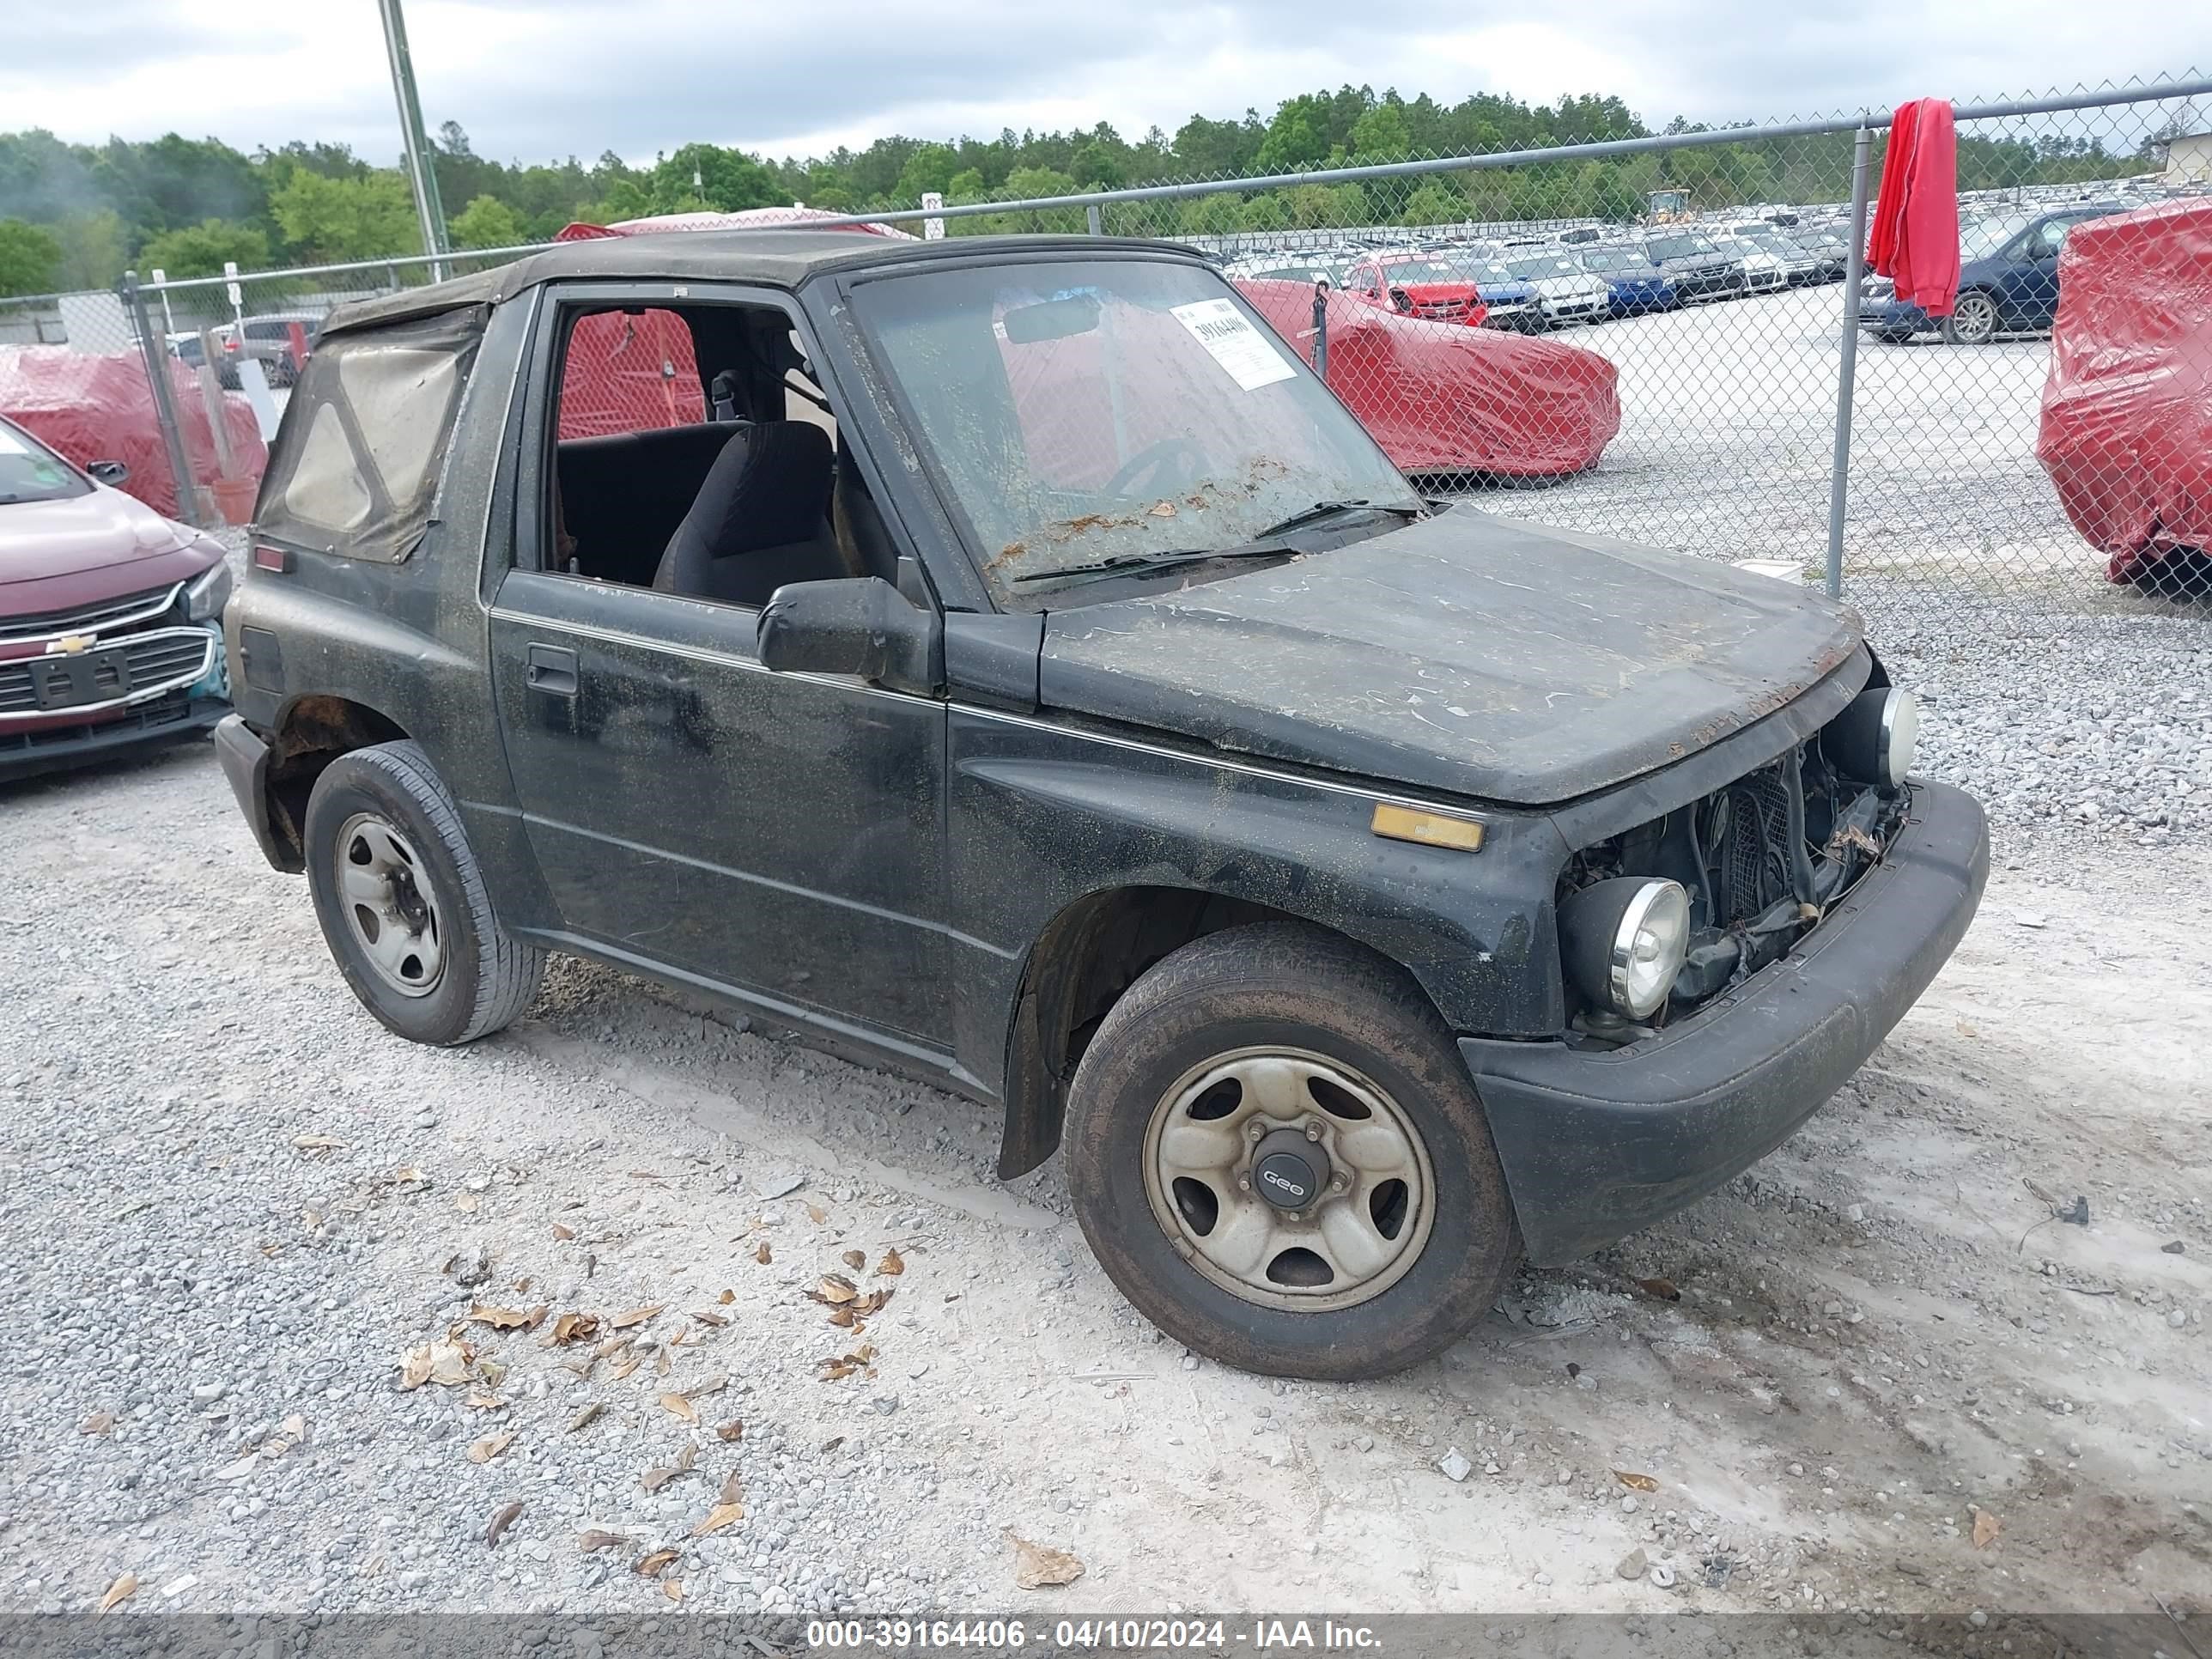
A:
9 1 2208 166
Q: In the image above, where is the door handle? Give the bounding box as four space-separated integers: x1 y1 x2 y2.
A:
526 642 579 698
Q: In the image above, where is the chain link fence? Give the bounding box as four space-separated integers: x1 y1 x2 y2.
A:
5 78 2206 632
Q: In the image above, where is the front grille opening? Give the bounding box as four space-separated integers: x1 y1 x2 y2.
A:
1555 738 1911 1036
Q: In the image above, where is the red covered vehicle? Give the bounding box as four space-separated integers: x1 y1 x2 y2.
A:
1237 277 1620 481
2037 198 2212 593
1341 253 1488 327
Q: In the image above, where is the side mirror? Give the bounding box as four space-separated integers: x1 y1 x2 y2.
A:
86 459 130 486
757 577 941 696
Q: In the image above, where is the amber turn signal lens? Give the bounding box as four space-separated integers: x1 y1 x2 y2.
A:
1369 802 1486 853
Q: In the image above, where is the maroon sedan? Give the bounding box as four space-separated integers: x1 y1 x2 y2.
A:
1 414 232 781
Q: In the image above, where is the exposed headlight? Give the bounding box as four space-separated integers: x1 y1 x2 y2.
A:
184 560 233 623
1560 877 1691 1021
1823 687 1919 787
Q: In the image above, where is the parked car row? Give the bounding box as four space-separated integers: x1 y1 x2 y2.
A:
1228 216 1851 337
1858 201 2133 345
165 313 325 389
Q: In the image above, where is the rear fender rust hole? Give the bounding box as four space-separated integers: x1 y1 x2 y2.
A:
1171 1177 1219 1237
1370 1178 1410 1241
1265 1247 1334 1288
1307 1073 1373 1121
1186 1078 1241 1121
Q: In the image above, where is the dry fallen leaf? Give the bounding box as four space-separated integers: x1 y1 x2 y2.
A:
691 1501 746 1538
690 1308 729 1328
453 1193 480 1213
1006 1529 1085 1589
566 1402 605 1432
478 1358 508 1388
685 1374 729 1401
399 1335 475 1390
1614 1470 1660 1493
659 1392 700 1425
719 1467 744 1505
753 1243 772 1266
1633 1278 1680 1302
655 1347 672 1376
878 1249 905 1277
467 1431 514 1465
550 1313 600 1346
719 1287 735 1304
469 1304 535 1331
1972 1506 2002 1549
818 1343 878 1381
485 1500 523 1547
611 1304 664 1330
641 1443 698 1493
98 1573 137 1613
635 1548 678 1577
291 1134 346 1153
551 1223 576 1242
663 1579 684 1603
805 1202 828 1224
463 1390 507 1412
714 1419 744 1443
578 1529 628 1553
809 1274 860 1306
81 1411 115 1437
842 1249 866 1271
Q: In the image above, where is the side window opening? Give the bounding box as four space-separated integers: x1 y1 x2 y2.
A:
543 299 890 608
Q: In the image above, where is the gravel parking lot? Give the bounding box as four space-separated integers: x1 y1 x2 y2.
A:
3 660 2207 1626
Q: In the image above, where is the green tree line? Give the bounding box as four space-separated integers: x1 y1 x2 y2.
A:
0 85 2148 296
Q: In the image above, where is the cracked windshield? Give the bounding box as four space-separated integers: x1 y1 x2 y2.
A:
849 259 1422 601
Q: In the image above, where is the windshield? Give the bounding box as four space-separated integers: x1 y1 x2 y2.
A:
1504 254 1579 280
1960 215 2033 259
1381 258 1464 283
1647 235 1713 260
0 419 92 507
849 258 1419 604
1577 248 1648 273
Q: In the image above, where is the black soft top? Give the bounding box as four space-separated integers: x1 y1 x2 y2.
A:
319 230 1200 337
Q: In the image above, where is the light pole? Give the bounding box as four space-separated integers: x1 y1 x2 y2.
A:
376 0 450 282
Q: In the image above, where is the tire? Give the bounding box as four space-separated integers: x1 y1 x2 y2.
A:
303 739 544 1046
1942 290 2000 345
1063 921 1519 1380
1872 329 1913 344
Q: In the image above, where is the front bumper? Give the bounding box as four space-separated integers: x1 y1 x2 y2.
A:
0 692 228 782
1462 779 1989 1265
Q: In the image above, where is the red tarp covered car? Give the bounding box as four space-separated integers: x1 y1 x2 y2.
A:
0 346 265 521
552 209 914 441
2037 198 2212 588
1236 278 1620 480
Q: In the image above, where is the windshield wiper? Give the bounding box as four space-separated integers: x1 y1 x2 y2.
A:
1011 543 1300 588
1254 498 1421 538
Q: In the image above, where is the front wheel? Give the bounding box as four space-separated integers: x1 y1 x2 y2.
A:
1063 923 1519 1379
1942 290 2000 345
303 740 544 1046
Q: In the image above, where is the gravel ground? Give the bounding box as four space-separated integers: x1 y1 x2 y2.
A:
2 647 2207 1625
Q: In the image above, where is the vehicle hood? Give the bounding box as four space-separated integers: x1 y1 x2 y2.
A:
0 487 217 617
1389 281 1479 303
1036 510 1864 807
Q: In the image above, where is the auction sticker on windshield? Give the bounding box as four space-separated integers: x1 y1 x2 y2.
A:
1170 298 1296 392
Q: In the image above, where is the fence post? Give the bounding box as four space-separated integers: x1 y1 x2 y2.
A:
1824 124 1874 600
1086 203 1103 236
122 270 204 530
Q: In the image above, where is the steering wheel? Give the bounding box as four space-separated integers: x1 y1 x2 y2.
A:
1102 436 1206 501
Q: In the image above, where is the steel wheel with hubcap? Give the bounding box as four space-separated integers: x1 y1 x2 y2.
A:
1942 290 2000 345
333 813 446 996
1066 921 1520 1380
1145 1047 1434 1310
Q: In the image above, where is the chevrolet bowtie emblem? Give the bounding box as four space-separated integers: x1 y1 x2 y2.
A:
48 635 96 654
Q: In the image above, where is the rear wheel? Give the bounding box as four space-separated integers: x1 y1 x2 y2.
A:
1942 290 2000 344
303 740 544 1046
1063 922 1519 1379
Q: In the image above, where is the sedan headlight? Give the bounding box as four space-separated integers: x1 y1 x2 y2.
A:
1559 877 1691 1021
1823 687 1919 787
184 560 233 623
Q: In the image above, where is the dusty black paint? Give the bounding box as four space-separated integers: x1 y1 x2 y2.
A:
219 234 1986 1265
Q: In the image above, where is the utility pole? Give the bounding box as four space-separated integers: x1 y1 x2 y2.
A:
376 0 450 281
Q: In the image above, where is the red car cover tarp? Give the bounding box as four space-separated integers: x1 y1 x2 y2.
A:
551 209 915 441
2037 198 2212 584
1237 279 1620 477
0 345 265 520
